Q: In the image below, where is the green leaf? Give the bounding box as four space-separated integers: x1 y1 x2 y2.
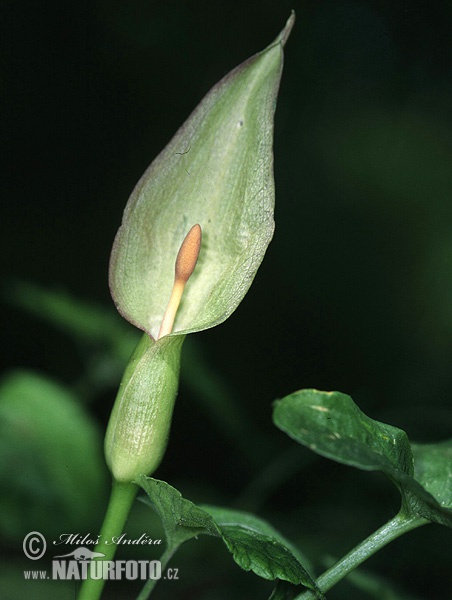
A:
409 440 452 527
273 389 414 480
0 371 107 539
273 390 452 528
109 14 294 340
202 505 322 595
138 476 322 596
412 440 452 509
138 476 219 548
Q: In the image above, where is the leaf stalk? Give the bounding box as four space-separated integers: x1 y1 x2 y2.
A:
296 512 428 599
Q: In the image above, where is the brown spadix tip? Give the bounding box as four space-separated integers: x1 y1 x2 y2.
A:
175 224 202 284
157 224 202 339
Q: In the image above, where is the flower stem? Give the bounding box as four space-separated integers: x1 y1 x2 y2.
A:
77 479 138 600
296 512 428 599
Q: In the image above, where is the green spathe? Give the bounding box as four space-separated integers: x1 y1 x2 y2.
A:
105 334 184 482
109 14 294 340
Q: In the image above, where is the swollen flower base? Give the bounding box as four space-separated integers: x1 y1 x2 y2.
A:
105 225 202 483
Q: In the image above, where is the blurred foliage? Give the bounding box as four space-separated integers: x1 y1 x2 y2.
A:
0 370 108 540
2 1 452 599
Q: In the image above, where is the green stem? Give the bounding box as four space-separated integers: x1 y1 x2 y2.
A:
77 479 138 600
135 546 176 600
297 512 428 599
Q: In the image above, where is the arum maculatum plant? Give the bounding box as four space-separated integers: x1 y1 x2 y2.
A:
77 10 451 600
79 13 328 600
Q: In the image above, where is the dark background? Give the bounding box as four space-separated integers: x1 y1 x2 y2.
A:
2 1 452 599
